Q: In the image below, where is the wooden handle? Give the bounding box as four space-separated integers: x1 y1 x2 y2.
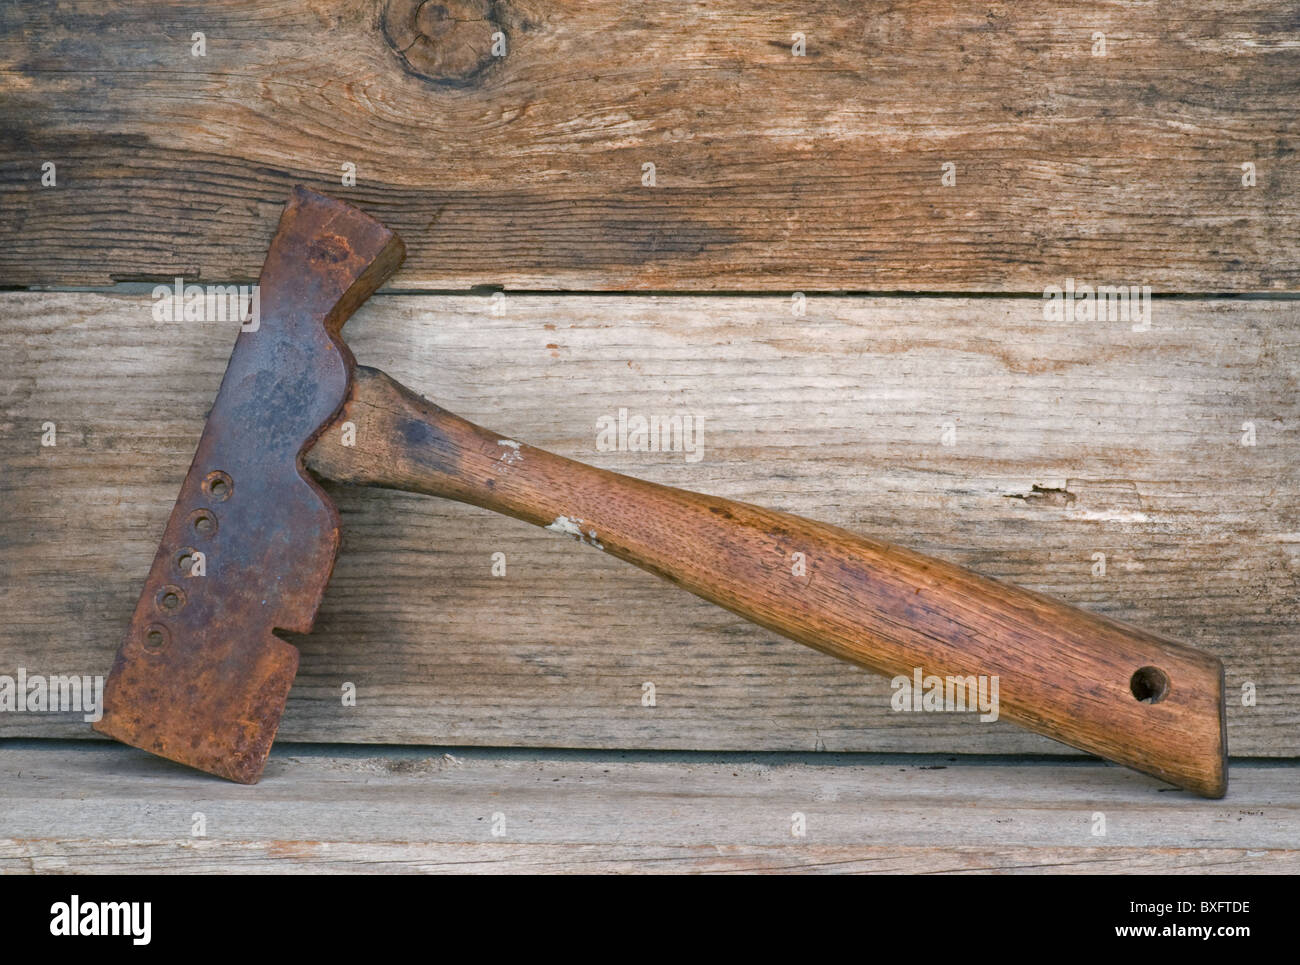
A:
306 366 1228 797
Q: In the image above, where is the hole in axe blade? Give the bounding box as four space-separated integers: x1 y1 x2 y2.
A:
143 625 170 653
190 509 217 536
155 585 185 611
203 470 233 501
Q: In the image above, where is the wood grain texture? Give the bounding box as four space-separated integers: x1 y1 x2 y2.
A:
1 292 1296 755
1 0 1297 291
1 744 1297 873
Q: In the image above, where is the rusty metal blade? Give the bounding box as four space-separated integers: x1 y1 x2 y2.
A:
93 187 404 783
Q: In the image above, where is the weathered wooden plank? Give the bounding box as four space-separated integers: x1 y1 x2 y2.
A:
2 292 1296 754
1 1 1296 290
1 744 1296 873
13 840 1298 874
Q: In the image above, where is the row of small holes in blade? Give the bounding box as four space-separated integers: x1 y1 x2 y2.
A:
142 470 233 653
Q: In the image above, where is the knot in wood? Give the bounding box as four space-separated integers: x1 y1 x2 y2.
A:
383 0 503 86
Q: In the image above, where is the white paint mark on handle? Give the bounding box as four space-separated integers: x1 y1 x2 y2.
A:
545 515 604 549
497 439 523 466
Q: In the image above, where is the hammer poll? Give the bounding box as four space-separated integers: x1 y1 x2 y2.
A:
94 188 1228 796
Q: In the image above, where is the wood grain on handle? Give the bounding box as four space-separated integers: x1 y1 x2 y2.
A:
305 366 1228 797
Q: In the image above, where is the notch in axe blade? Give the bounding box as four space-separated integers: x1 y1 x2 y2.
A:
95 188 1228 797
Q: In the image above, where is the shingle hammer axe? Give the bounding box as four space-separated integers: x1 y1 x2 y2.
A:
93 187 1228 796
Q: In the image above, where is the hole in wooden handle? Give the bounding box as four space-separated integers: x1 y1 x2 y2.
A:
1130 666 1170 704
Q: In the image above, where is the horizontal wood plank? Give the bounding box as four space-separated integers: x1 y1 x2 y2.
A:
1 291 1296 755
1 1 1296 291
1 744 1296 873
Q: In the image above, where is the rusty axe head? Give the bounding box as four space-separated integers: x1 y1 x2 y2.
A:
93 187 405 783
